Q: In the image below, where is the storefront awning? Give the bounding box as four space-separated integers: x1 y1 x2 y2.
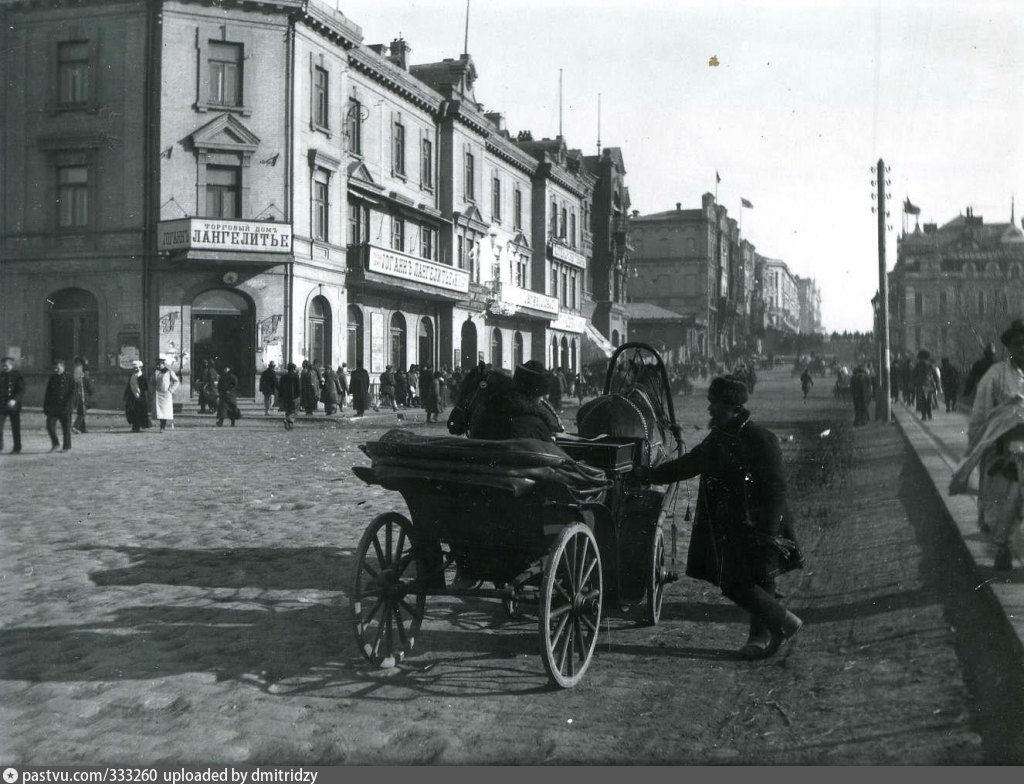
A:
583 322 615 362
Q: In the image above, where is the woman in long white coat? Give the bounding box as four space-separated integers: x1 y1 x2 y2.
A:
153 357 180 432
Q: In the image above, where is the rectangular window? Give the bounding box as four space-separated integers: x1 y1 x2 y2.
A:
313 66 329 128
570 271 578 309
393 121 406 176
560 208 567 240
550 264 558 297
58 41 90 105
348 201 370 245
514 188 522 230
205 165 240 218
464 152 475 200
313 170 329 242
457 235 465 269
208 41 243 107
420 226 434 260
561 269 569 307
391 217 405 251
420 138 433 189
346 98 362 154
491 176 502 223
570 212 577 248
550 200 558 236
57 165 89 227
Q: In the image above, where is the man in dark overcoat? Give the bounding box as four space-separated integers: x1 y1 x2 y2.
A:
470 360 563 441
43 358 75 452
850 364 872 426
259 361 279 415
349 361 371 417
216 366 240 426
640 375 803 660
278 363 301 430
0 355 25 453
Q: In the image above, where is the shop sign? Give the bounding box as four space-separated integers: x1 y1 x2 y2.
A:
494 283 559 316
370 311 385 374
157 219 292 253
549 242 588 269
550 311 588 333
367 246 469 293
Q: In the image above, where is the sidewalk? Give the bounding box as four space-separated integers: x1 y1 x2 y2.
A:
892 402 1024 658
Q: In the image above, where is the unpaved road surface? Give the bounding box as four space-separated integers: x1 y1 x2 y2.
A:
2 369 1019 763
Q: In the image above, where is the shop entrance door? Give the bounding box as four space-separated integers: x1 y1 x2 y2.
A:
192 289 255 396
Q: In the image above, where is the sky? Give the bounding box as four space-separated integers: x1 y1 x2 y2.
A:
334 0 1023 332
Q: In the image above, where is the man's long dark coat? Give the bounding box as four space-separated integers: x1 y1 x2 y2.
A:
647 410 801 587
349 368 371 412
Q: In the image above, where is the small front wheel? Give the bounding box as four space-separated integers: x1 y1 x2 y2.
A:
538 523 603 688
351 512 426 668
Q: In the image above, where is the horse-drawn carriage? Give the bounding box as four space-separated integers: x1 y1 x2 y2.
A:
349 343 684 688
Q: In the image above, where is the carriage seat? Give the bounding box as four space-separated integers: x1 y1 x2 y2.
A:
354 429 611 501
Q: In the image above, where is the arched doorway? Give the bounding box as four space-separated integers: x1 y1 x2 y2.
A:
418 317 434 370
389 312 407 371
570 338 578 373
611 329 620 347
513 331 524 366
550 336 558 368
490 327 503 369
192 289 254 396
347 305 363 369
48 288 98 367
307 295 331 368
460 320 477 371
560 336 569 370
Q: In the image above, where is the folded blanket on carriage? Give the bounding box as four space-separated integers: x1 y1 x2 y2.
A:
356 429 611 501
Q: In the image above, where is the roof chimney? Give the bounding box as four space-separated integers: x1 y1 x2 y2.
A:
676 202 681 211
388 37 411 70
484 111 505 132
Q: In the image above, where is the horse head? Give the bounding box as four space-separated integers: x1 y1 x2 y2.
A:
447 366 514 436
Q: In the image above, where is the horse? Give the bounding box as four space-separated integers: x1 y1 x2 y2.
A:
446 364 514 437
576 360 681 468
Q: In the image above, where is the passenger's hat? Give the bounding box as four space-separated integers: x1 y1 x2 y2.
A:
130 360 143 369
917 349 931 360
1001 319 1024 347
514 359 549 396
707 375 749 406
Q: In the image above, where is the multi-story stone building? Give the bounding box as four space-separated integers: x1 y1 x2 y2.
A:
0 0 623 404
795 276 823 334
888 205 1024 366
758 257 800 333
583 147 631 348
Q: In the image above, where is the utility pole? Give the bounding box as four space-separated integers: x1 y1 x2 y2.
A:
874 158 892 422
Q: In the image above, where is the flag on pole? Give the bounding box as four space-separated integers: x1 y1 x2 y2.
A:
741 198 753 209
715 170 721 184
903 198 921 215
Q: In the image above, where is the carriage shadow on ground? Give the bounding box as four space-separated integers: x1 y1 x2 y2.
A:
0 545 593 699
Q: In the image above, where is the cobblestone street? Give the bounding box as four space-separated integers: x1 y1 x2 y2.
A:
1 370 1013 763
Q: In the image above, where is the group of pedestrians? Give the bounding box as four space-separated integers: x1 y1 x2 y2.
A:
0 355 98 453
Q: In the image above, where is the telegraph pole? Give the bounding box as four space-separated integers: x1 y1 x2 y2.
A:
874 158 892 422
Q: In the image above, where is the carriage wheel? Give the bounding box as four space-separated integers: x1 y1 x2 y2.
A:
645 526 667 626
350 512 426 668
538 523 603 689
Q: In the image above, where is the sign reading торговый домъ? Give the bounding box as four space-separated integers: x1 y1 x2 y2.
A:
157 219 292 253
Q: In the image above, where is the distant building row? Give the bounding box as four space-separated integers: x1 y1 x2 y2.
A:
0 0 632 406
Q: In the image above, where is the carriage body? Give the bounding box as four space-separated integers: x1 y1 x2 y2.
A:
349 343 682 688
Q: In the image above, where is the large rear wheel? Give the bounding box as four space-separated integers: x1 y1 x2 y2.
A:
645 525 667 626
350 512 426 668
538 523 602 688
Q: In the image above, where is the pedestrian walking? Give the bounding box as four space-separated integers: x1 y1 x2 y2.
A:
394 367 409 408
799 367 814 401
420 365 439 423
198 359 219 414
548 368 563 413
71 356 93 434
850 363 872 426
337 363 350 410
43 358 75 452
940 357 960 413
379 365 397 411
963 343 997 402
637 375 804 659
349 361 371 417
300 360 320 415
259 362 279 415
124 360 151 433
321 363 343 415
0 355 25 454
216 366 241 426
278 362 301 430
152 357 181 432
912 350 940 421
407 364 419 407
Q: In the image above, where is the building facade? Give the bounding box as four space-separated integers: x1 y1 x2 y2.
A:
888 206 1024 366
757 257 800 334
583 147 631 348
795 276 823 335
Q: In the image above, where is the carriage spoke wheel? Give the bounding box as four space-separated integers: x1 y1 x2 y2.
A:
645 525 667 626
539 523 602 689
351 513 425 668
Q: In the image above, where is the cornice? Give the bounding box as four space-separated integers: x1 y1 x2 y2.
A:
485 136 537 176
348 46 444 114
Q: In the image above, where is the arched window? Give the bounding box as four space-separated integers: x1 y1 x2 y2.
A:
560 336 569 369
611 329 620 347
460 319 477 371
347 305 363 369
550 336 559 368
389 312 407 370
513 331 524 366
570 339 578 373
418 317 434 370
490 327 503 368
307 295 331 368
48 287 98 367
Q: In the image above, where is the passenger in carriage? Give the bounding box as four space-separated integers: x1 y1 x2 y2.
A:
636 375 804 660
470 359 563 442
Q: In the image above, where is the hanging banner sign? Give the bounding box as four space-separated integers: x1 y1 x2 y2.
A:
157 219 292 253
366 246 469 293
